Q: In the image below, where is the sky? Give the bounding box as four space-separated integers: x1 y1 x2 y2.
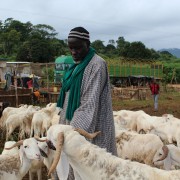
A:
0 0 180 50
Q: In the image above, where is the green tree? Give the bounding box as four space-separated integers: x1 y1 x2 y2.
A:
116 37 130 57
50 38 69 57
91 40 105 54
0 29 21 56
0 18 32 56
16 36 53 63
16 23 63 62
16 41 31 61
126 41 152 59
31 24 57 39
108 39 115 46
158 51 174 61
150 49 160 59
8 20 32 41
105 44 117 58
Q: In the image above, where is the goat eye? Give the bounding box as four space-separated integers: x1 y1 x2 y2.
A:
24 146 27 148
159 153 162 156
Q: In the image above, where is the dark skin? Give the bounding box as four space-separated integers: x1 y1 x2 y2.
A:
68 37 90 62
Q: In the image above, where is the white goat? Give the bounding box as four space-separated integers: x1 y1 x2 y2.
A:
113 109 147 131
2 140 46 180
0 138 42 180
153 144 180 170
33 137 57 180
28 160 44 180
135 113 172 133
115 129 164 166
5 108 35 140
50 107 61 125
28 137 48 180
162 114 180 121
21 106 39 138
37 137 54 170
30 103 57 137
149 121 180 146
1 141 19 156
0 106 28 127
38 124 180 180
114 110 176 133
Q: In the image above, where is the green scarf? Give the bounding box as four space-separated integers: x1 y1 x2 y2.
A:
57 47 95 121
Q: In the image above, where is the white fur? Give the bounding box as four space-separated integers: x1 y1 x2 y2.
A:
28 137 47 180
1 141 19 156
153 144 180 170
46 124 180 180
115 129 164 166
0 138 42 180
149 121 180 146
5 106 37 140
30 103 57 137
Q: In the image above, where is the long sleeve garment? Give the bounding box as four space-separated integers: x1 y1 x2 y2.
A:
149 83 160 95
59 54 117 156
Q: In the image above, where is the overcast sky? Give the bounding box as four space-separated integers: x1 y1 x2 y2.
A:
1 0 180 50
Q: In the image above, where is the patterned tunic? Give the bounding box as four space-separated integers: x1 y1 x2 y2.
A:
59 54 117 155
57 54 117 180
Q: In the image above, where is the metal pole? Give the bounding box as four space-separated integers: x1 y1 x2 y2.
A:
46 63 49 91
14 63 18 107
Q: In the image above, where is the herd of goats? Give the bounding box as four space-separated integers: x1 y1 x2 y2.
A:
0 102 180 180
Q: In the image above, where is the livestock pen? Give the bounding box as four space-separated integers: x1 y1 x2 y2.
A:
107 58 163 87
0 88 32 107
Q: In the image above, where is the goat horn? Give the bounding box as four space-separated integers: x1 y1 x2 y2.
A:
34 136 47 142
157 145 169 161
75 128 101 139
5 140 24 150
47 132 64 177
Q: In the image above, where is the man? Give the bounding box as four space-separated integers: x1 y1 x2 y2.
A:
149 78 160 111
56 27 117 179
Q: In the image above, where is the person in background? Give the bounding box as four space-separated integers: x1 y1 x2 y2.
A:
149 78 160 111
56 26 117 179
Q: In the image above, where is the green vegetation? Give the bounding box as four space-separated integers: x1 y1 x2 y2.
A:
162 62 180 84
108 62 163 78
0 18 180 83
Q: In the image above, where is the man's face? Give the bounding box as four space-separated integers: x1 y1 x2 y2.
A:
68 38 89 62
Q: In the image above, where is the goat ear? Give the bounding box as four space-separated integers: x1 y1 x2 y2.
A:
19 145 25 166
47 140 56 150
39 148 48 158
164 153 172 170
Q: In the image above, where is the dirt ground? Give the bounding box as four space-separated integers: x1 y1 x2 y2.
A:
112 88 180 119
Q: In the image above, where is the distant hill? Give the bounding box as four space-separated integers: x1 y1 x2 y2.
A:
159 48 180 58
